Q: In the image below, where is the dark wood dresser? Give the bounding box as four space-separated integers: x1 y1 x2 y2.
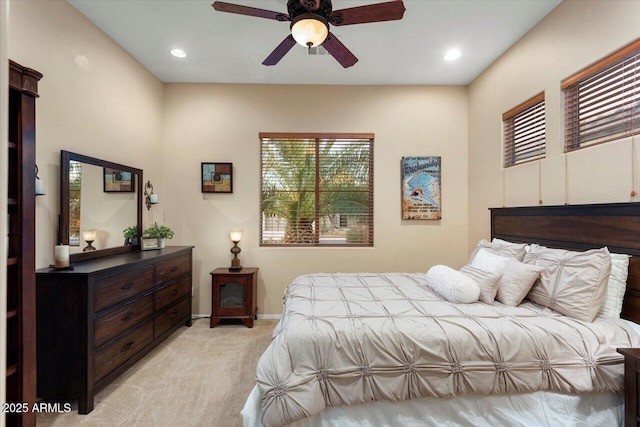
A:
36 246 194 414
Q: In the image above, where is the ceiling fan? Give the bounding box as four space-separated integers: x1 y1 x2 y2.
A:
212 0 406 68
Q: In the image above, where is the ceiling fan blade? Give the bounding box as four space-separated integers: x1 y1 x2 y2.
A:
262 35 297 66
212 2 290 21
322 33 358 68
330 0 405 26
299 0 320 11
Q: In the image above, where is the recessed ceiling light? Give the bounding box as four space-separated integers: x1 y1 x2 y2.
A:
170 48 187 58
444 49 461 61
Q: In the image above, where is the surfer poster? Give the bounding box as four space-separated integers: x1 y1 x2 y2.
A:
401 156 441 220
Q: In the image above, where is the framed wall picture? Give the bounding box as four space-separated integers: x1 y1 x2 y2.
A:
401 156 441 220
202 162 233 193
104 168 134 192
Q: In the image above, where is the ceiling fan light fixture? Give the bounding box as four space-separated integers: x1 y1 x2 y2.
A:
290 13 329 48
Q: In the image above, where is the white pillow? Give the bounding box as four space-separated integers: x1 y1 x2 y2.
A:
469 239 527 263
496 258 543 306
469 248 510 276
426 265 480 304
459 265 501 304
492 238 531 253
524 244 611 322
598 252 630 318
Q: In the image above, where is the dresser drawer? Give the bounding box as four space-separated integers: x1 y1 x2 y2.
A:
156 276 190 311
155 297 190 339
94 321 153 383
94 266 154 312
155 254 190 285
94 294 153 348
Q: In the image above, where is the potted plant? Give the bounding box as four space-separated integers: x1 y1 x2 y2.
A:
123 225 139 246
143 222 174 248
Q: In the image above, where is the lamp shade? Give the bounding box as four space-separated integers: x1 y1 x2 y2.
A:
82 229 97 241
290 14 328 47
229 229 243 242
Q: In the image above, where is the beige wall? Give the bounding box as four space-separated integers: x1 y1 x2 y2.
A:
8 0 165 267
8 0 470 316
10 0 640 317
15 0 638 317
468 0 640 246
162 84 469 315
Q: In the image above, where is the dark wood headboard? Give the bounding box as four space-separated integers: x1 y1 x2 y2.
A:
490 202 640 323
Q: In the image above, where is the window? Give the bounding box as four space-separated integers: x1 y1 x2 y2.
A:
260 133 373 246
502 93 546 167
563 39 640 152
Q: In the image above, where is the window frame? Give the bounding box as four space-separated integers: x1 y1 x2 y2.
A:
502 92 546 168
562 38 640 152
259 132 374 247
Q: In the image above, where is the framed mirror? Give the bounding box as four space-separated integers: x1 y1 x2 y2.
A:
60 150 143 262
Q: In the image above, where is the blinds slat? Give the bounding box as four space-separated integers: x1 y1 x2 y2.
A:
577 58 637 93
564 41 639 152
504 145 545 163
502 92 545 120
506 122 545 141
506 136 545 154
568 80 640 113
561 38 640 89
503 96 546 167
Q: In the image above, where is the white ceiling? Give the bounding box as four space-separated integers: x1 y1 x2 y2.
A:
67 0 562 85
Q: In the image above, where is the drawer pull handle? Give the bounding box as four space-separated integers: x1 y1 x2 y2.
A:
121 282 135 290
121 341 134 352
169 311 179 319
170 289 178 296
170 266 179 272
121 312 135 321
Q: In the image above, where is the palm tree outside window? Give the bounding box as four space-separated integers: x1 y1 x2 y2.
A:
259 133 374 246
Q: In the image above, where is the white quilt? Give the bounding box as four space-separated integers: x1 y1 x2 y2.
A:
256 273 640 427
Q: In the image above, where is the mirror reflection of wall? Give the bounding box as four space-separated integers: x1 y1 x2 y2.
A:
68 162 138 255
69 160 82 247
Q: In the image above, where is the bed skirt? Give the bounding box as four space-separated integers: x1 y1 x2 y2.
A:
242 385 623 427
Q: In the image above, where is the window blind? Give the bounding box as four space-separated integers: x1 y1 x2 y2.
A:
259 133 374 247
563 38 640 151
502 93 546 167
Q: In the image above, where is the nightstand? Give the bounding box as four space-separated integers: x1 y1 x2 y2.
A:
210 267 258 328
618 348 640 427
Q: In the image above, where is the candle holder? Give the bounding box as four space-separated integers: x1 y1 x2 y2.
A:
144 180 159 210
35 164 45 196
82 230 97 252
229 229 243 271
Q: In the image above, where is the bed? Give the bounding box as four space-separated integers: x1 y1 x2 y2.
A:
243 202 640 427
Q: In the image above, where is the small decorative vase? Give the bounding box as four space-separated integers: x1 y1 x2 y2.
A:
159 238 166 249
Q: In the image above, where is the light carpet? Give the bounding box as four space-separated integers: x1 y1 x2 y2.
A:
37 318 277 427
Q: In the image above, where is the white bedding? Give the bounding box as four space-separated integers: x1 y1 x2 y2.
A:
246 273 640 427
243 319 640 427
242 385 623 427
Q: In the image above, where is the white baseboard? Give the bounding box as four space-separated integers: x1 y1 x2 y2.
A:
257 314 282 319
191 314 210 319
191 314 281 320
